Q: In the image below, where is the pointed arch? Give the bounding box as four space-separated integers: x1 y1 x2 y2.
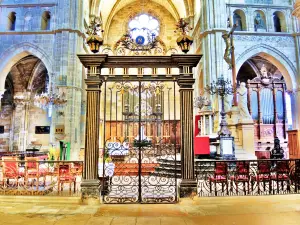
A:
236 44 297 91
0 42 53 91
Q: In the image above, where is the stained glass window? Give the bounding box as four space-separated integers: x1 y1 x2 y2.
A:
128 14 159 45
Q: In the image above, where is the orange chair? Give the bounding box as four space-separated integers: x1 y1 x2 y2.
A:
58 164 76 193
1 156 23 187
24 157 47 187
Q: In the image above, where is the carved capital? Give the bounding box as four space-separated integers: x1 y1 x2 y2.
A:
85 78 104 90
177 78 195 89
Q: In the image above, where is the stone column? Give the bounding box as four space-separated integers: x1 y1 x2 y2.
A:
81 66 103 204
177 76 197 197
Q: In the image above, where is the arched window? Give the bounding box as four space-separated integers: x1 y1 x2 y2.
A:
273 11 287 32
41 11 51 30
254 10 266 32
128 14 160 45
7 12 16 31
233 10 246 31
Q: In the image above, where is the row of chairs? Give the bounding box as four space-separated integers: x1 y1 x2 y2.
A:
1 156 77 193
208 161 294 195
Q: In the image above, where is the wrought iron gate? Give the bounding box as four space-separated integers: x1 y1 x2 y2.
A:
100 80 179 203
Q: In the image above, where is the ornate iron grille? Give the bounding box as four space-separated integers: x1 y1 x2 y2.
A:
100 80 180 203
196 159 300 197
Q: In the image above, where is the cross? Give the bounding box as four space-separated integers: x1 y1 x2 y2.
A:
222 22 238 105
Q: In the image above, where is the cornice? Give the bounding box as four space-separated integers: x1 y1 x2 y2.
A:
226 3 293 10
77 54 202 68
0 3 56 7
0 29 86 39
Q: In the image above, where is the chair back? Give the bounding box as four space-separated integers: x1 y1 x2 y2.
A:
2 156 19 176
275 161 289 173
258 160 271 174
59 164 71 177
215 162 227 176
25 157 39 170
236 161 250 175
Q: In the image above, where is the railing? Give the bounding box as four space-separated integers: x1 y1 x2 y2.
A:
196 159 300 197
0 160 83 196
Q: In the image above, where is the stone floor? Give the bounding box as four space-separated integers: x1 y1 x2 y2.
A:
0 195 300 225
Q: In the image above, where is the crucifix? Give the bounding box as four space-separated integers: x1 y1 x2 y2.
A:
222 21 238 106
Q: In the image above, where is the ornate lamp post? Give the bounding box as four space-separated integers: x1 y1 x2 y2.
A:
175 18 193 54
205 75 235 137
86 16 103 53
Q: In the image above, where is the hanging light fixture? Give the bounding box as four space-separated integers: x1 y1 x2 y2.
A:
175 18 193 54
34 83 67 110
86 16 104 53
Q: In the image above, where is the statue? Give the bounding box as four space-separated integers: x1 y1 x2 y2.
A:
222 23 237 69
254 13 265 31
237 82 251 119
260 64 270 79
224 94 233 113
222 32 233 69
270 136 285 159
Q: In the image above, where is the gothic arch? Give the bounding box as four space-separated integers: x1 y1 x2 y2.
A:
236 44 297 91
0 42 53 91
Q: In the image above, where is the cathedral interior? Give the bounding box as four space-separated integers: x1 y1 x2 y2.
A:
0 0 300 221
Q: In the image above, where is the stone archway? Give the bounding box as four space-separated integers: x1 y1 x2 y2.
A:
0 42 53 91
236 44 297 91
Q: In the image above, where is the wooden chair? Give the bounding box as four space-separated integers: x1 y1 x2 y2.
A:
251 160 272 194
58 164 76 193
1 156 23 187
271 161 290 193
230 161 250 195
24 157 46 187
209 162 229 196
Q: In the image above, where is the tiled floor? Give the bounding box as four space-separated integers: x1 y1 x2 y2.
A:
0 195 300 225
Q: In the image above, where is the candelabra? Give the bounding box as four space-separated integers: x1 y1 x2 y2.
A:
205 75 236 137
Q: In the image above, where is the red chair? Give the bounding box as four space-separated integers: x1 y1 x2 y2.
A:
252 160 272 194
25 157 47 187
209 162 229 196
1 156 23 187
230 161 250 195
271 161 290 193
58 164 76 193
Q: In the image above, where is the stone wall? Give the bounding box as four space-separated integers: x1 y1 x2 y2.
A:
0 0 87 158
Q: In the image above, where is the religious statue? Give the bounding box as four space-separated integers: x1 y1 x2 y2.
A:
254 13 265 31
224 94 233 113
260 64 270 79
222 23 237 69
237 82 251 119
222 32 233 69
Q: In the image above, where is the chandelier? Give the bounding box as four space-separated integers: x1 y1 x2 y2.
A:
34 85 67 109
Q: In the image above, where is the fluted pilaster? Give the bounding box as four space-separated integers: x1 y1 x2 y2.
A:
178 77 197 197
81 74 103 204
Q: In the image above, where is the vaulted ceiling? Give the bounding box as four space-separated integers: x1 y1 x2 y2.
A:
89 0 193 31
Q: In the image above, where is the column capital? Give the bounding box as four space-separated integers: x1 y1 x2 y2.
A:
85 77 104 90
177 78 195 89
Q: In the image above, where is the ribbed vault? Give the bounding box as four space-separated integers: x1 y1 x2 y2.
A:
90 0 192 31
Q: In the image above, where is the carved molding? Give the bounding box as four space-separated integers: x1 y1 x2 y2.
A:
234 35 294 47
